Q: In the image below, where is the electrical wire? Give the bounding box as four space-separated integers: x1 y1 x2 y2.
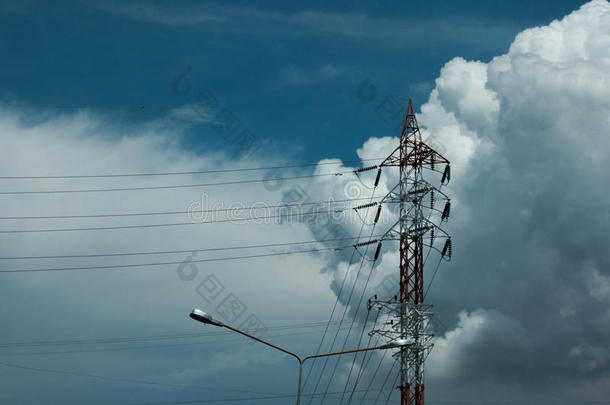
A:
118 394 610 405
0 326 353 357
303 237 364 400
319 209 381 404
357 313 394 405
0 352 396 402
314 173 440 401
338 307 376 404
0 320 349 348
336 166 442 403
301 211 374 391
304 181 380 403
0 171 355 195
2 354 397 404
373 358 398 404
0 204 370 233
342 309 382 404
384 362 401 405
0 158 384 179
309 211 380 403
318 255 370 402
116 388 397 405
335 261 379 403
0 361 275 395
424 254 445 300
0 235 384 260
0 197 371 220
355 213 445 402
0 246 350 274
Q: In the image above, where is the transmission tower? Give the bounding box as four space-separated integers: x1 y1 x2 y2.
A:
367 99 452 405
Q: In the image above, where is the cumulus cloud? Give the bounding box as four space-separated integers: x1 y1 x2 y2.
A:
570 344 610 373
428 309 527 378
401 0 610 399
585 261 610 301
4 1 610 402
300 0 610 399
0 105 346 401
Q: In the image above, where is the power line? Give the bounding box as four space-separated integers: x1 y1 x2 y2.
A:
121 396 610 405
118 388 396 405
0 246 350 273
341 308 382 404
383 361 401 405
0 197 371 220
374 358 398 404
0 158 383 179
0 320 349 348
318 204 382 403
303 187 379 402
424 254 445 300
357 313 394 405
0 204 371 233
1 357 396 402
424 402 610 405
0 361 275 395
338 307 374 404
0 327 353 357
0 235 383 260
0 171 354 195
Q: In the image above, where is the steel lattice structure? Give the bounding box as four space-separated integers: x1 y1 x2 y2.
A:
368 99 451 405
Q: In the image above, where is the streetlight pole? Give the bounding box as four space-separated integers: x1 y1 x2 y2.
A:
189 309 409 404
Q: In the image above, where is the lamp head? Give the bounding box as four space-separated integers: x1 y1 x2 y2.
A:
382 338 413 349
189 309 224 327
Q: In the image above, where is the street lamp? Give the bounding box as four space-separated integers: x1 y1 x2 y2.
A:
189 308 410 404
189 309 224 327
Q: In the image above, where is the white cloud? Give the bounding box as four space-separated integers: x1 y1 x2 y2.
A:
5 0 610 401
401 0 610 394
585 261 610 301
434 57 500 129
428 309 525 379
166 104 215 124
569 344 610 372
274 63 349 88
0 106 343 392
288 0 610 396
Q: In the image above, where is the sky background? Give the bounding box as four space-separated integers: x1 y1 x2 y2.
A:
2 1 610 404
0 0 587 161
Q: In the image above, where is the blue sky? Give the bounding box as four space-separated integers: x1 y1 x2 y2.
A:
1 0 584 161
3 1 610 405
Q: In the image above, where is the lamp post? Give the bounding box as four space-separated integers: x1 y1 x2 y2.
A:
189 308 410 404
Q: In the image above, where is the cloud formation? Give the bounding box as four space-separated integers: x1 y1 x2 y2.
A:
3 1 610 403
0 106 345 402
413 0 610 399
297 0 610 399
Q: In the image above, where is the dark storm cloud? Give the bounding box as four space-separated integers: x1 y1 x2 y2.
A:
411 1 610 399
